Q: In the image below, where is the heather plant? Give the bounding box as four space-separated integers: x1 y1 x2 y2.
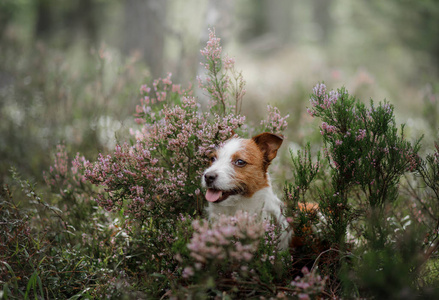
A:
174 211 327 298
43 142 196 297
294 83 421 244
290 267 327 299
285 83 439 297
416 143 439 236
2 160 149 298
42 144 104 240
179 212 267 297
285 142 321 209
79 28 287 224
83 96 245 221
405 142 439 278
81 30 249 224
1 183 45 299
1 27 299 299
284 143 324 270
260 105 290 135
0 27 295 299
0 170 93 299
68 27 294 298
6 25 439 299
197 28 246 116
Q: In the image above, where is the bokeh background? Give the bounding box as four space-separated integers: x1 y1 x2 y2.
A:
1 0 438 187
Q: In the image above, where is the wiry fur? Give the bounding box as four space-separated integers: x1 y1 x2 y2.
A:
202 133 291 249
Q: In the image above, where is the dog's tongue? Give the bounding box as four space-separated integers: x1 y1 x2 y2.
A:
205 189 222 202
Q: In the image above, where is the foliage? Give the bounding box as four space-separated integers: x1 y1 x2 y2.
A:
285 83 438 297
197 28 246 116
1 28 439 299
80 30 249 223
0 32 145 187
1 170 93 299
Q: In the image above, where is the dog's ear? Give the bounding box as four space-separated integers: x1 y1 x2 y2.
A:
252 132 284 164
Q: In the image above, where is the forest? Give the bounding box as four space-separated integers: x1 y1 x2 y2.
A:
1 1 439 299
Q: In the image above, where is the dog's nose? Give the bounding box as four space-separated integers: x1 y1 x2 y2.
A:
204 172 218 185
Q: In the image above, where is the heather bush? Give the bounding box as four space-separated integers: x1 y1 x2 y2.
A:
285 83 439 297
3 27 439 299
287 83 421 244
178 213 280 296
197 28 246 116
172 211 329 299
416 142 439 240
66 28 294 298
80 30 252 224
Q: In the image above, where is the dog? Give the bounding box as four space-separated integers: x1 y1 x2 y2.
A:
201 132 291 249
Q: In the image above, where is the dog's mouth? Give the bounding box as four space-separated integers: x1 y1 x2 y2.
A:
205 188 240 203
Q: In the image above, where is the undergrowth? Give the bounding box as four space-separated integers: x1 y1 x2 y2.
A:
1 28 439 299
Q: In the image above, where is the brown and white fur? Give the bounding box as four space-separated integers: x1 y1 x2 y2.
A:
201 132 291 249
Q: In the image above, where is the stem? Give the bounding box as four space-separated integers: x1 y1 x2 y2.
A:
211 59 226 115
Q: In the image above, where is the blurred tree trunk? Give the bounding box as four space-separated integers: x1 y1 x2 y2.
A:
265 0 292 45
122 0 167 78
69 0 99 45
0 2 17 41
312 0 334 44
35 0 53 39
371 0 439 75
237 0 291 50
34 0 100 46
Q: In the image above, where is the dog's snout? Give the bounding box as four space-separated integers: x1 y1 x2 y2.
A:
204 172 218 185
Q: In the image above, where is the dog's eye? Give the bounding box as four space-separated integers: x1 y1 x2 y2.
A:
234 159 247 167
210 156 217 163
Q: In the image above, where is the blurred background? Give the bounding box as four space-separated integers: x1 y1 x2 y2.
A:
1 0 438 186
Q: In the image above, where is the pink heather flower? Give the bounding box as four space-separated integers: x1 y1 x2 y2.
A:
198 27 247 115
321 122 336 134
135 105 143 114
45 145 90 193
309 83 339 111
291 267 327 298
140 84 151 94
328 90 339 104
260 105 289 134
309 97 319 108
355 129 367 141
182 266 194 278
162 72 172 85
136 73 193 111
298 294 310 300
187 211 265 265
382 102 393 115
85 93 245 218
200 28 222 61
172 84 181 94
313 83 327 98
223 54 235 70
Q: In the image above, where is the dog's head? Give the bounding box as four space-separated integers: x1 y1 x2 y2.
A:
202 132 283 203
